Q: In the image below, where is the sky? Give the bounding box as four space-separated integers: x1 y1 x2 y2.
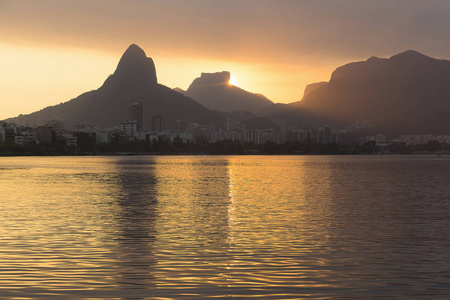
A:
2 0 450 120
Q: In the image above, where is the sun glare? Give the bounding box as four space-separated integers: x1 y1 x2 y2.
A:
229 74 238 86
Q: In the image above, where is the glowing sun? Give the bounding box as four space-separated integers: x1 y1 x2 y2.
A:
229 74 238 86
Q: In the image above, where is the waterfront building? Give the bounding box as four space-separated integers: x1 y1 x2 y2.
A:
96 132 110 144
0 127 5 142
245 130 261 144
437 135 450 144
14 135 26 146
208 130 219 143
36 126 53 144
226 131 242 142
375 134 386 143
120 120 139 138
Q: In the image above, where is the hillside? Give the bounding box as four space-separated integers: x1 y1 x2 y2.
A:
5 44 223 129
280 50 450 135
183 71 273 114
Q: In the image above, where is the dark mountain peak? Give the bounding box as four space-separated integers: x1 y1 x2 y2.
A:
390 50 427 61
116 44 148 69
331 50 441 82
300 50 450 135
5 44 223 128
185 71 273 113
109 44 157 86
366 56 382 63
387 50 441 67
331 58 385 82
189 71 231 89
124 44 147 58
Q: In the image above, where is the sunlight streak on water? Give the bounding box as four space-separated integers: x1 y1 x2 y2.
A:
1 155 450 298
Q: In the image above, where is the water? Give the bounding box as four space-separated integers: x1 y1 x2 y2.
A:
1 155 450 298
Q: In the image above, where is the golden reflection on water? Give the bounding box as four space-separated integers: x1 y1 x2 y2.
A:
151 157 232 291
0 156 370 297
223 157 337 295
1 155 450 298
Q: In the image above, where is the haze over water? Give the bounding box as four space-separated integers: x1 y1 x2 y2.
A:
1 155 450 298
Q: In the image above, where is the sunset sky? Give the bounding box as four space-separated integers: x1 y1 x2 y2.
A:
2 0 450 120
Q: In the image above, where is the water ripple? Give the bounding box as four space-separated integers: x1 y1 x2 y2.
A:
1 155 450 298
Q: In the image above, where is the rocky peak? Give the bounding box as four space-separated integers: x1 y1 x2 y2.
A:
390 50 428 61
303 82 328 98
188 71 231 89
116 44 148 70
110 44 158 86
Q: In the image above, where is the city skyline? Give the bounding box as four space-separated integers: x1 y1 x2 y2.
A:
2 1 450 120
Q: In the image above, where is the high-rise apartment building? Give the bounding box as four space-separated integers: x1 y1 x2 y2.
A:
130 102 143 131
152 115 164 132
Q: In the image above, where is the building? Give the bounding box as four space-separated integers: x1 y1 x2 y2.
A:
0 124 17 142
96 132 110 144
73 123 95 132
208 130 219 143
245 130 261 144
260 128 280 144
120 120 139 138
14 130 35 146
175 119 187 133
324 126 332 144
66 135 77 147
14 135 26 146
73 132 96 150
0 127 5 142
36 126 53 144
279 121 287 144
130 102 143 131
186 122 198 134
375 134 386 143
399 135 437 145
437 135 450 144
45 120 64 133
226 131 242 142
152 115 164 133
291 129 307 142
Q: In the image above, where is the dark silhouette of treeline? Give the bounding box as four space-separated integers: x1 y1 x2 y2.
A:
0 138 448 156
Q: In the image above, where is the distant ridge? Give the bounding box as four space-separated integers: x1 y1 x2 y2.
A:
5 44 222 129
262 50 450 135
302 82 328 98
183 71 274 114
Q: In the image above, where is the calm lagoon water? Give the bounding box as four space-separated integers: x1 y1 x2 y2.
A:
1 155 450 298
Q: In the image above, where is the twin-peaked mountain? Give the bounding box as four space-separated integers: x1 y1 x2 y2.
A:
6 44 223 129
263 50 450 135
179 71 274 114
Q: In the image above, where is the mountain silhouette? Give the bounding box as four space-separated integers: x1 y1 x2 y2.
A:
6 44 222 129
302 82 328 98
183 71 273 113
283 50 450 135
173 87 186 94
105 43 158 88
